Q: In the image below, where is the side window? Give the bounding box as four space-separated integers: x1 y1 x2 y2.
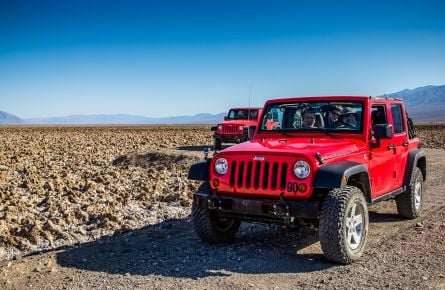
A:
391 104 405 134
371 105 387 125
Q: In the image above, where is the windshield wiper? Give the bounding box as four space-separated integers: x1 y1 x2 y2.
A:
273 129 292 138
320 130 339 139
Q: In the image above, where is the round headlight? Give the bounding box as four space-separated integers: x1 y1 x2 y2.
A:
217 125 223 131
215 158 228 175
239 125 244 131
293 160 310 179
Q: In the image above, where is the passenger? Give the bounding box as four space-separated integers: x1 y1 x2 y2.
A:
302 108 316 128
325 105 342 128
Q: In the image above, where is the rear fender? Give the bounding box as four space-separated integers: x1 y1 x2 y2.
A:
403 149 426 187
313 161 372 203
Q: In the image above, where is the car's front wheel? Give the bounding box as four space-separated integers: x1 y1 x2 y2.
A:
192 182 240 243
319 186 369 264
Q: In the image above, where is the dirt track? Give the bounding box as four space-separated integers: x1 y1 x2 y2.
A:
0 126 444 289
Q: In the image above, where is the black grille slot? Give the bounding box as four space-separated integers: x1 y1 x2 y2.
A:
246 161 253 187
229 161 236 186
271 162 279 189
280 163 288 189
237 161 245 187
263 162 270 188
229 159 288 191
223 125 238 134
254 161 261 188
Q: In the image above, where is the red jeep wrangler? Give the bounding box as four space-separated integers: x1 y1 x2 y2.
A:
189 96 426 264
211 107 262 150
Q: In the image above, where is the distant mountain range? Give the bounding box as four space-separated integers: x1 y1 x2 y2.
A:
1 84 444 125
388 85 445 122
25 113 226 125
0 111 25 125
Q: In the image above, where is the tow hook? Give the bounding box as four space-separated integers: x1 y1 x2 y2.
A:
273 204 289 217
273 192 290 218
207 189 222 210
208 199 221 209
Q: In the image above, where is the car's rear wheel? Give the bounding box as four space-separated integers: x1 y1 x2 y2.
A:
192 182 240 243
319 186 369 264
396 167 423 219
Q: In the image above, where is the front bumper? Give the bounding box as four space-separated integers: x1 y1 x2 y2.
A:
194 192 319 224
214 133 248 143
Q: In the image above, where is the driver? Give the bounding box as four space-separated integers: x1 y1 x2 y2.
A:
339 107 357 128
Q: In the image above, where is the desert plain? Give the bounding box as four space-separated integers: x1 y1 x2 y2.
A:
0 124 444 289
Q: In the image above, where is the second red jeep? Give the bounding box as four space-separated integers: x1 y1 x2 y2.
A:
212 107 262 150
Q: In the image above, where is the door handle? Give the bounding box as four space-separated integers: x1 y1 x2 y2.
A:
402 141 409 147
387 144 396 150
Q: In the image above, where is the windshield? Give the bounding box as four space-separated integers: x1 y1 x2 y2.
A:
259 101 363 132
228 109 258 120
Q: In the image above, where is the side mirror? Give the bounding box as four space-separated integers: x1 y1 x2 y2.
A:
248 126 256 139
371 124 393 149
374 124 393 139
224 116 229 121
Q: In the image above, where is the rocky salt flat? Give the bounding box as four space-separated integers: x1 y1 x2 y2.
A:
0 125 211 259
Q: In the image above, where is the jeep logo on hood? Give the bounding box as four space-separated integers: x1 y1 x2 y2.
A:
253 156 265 161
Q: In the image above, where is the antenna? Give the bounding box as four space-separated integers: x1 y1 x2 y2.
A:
248 86 252 121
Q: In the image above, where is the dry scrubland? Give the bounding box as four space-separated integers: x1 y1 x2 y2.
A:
0 124 444 260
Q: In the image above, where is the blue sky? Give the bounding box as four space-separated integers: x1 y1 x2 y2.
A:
0 0 444 118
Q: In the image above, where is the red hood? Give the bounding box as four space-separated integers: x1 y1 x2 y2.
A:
218 119 258 126
217 137 365 161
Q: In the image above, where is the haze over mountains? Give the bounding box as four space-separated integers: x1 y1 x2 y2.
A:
1 85 444 125
388 85 445 122
25 113 226 125
0 111 25 125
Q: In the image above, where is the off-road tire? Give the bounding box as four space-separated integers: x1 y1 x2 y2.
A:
319 186 369 264
396 167 423 219
214 137 222 150
192 182 240 243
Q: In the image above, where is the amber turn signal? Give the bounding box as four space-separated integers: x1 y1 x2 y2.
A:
298 183 307 192
212 178 220 187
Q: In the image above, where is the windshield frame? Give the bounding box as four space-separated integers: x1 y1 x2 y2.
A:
258 100 365 134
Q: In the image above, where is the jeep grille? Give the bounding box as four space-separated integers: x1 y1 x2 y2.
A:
222 125 241 134
229 161 288 190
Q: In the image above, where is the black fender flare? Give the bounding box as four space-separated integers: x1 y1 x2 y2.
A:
188 160 210 181
403 149 426 187
313 161 372 203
